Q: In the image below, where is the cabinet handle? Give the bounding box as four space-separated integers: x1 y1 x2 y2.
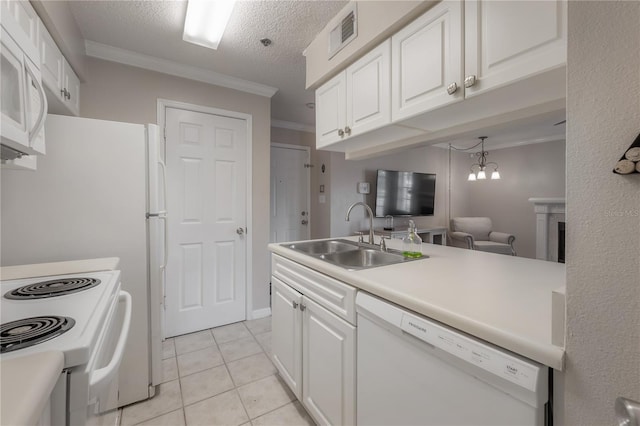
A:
464 75 477 88
344 126 351 135
292 301 298 309
338 129 344 137
300 303 306 311
60 88 67 97
447 82 458 95
65 90 71 100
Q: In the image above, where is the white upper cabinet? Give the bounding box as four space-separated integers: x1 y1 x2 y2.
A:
464 0 566 97
62 59 80 115
39 22 64 95
316 39 391 149
38 20 80 117
392 1 463 121
0 0 40 64
313 0 567 157
345 40 391 138
316 71 346 147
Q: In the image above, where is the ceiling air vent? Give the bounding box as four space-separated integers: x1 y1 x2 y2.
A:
328 4 357 59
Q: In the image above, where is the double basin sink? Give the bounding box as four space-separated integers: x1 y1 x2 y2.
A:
283 238 424 270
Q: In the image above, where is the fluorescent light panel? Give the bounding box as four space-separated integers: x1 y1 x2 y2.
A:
183 0 236 50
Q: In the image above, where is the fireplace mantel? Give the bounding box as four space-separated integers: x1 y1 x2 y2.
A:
529 198 566 261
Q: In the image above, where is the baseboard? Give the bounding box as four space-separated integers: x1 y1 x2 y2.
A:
250 307 272 320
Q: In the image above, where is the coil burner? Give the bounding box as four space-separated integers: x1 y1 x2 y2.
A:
5 277 101 300
0 316 75 353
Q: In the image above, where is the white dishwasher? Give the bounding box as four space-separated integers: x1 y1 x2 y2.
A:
356 292 550 426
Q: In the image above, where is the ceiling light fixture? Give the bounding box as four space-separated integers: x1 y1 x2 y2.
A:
468 137 500 181
183 0 236 50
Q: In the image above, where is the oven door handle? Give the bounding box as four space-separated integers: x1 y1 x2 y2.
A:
89 290 132 391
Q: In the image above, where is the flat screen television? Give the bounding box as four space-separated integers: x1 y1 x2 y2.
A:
375 169 436 217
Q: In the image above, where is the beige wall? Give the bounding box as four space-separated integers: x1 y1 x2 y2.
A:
270 127 332 239
80 57 272 314
451 141 566 259
329 145 450 237
563 2 640 424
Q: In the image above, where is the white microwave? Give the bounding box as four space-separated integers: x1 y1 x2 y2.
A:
1 24 47 162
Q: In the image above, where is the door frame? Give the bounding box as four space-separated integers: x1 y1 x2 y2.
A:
157 99 254 334
270 142 311 242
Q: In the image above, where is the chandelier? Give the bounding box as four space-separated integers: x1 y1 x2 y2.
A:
468 137 500 181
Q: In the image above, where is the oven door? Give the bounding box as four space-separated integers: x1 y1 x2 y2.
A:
86 291 132 426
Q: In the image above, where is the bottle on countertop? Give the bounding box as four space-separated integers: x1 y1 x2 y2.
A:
384 215 394 231
402 220 422 258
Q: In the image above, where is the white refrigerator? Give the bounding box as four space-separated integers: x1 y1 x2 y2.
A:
0 114 164 408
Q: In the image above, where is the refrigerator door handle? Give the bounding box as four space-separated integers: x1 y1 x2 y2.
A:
158 157 168 270
159 214 168 271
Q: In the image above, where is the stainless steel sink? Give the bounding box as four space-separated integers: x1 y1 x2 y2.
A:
282 239 425 270
284 239 359 255
320 248 415 270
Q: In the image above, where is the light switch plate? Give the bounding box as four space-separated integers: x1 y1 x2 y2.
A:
357 182 370 194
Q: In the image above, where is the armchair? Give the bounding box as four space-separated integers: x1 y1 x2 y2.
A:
449 217 516 256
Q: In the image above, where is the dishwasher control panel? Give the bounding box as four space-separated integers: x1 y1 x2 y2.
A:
399 312 540 392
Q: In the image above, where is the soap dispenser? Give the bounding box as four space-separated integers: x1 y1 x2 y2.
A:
402 220 422 258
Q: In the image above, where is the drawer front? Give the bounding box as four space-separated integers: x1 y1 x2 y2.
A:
272 255 356 324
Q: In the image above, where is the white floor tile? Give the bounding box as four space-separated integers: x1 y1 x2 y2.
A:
183 390 249 426
212 322 252 344
180 365 235 406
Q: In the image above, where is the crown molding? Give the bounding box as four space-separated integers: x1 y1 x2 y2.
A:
271 120 315 133
85 40 278 98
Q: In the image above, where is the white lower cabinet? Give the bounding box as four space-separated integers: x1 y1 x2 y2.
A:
302 296 356 426
271 258 357 426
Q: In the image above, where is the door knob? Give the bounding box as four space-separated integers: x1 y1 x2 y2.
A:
236 227 245 235
616 397 640 426
301 220 308 225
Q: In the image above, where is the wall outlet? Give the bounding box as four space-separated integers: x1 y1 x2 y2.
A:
357 182 370 194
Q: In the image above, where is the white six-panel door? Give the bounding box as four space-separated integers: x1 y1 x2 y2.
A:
270 144 310 243
164 107 247 337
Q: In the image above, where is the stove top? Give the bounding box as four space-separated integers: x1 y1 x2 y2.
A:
1 315 75 353
4 277 101 300
0 270 121 367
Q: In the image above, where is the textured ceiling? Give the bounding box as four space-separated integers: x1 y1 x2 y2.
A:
69 0 348 127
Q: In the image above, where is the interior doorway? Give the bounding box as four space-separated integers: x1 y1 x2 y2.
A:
161 103 251 338
270 143 311 243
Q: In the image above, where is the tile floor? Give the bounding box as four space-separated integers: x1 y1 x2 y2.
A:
118 317 315 426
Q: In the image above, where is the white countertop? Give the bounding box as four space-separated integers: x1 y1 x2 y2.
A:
269 237 566 370
0 257 120 281
1 351 64 425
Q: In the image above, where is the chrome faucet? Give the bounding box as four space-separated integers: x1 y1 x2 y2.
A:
345 202 375 245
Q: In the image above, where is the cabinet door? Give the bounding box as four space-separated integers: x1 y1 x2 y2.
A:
464 0 566 98
63 60 80 116
315 71 346 148
346 39 391 137
302 296 356 426
0 28 28 148
0 0 40 64
391 1 463 121
271 277 303 399
39 20 64 99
